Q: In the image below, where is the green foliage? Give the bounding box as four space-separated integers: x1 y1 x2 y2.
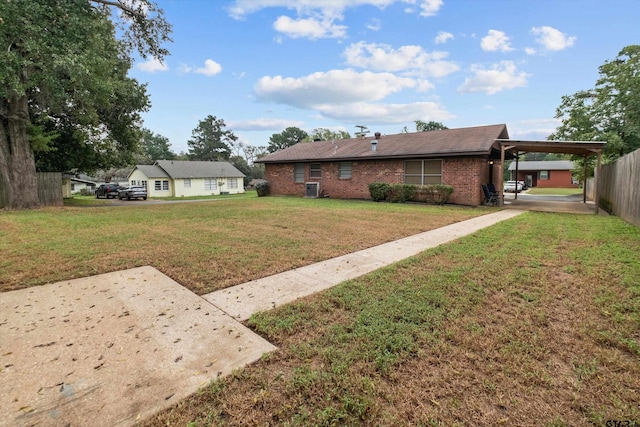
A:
307 128 351 141
387 184 416 203
369 183 453 204
415 120 448 132
187 115 236 161
268 127 308 153
255 180 269 197
137 128 175 164
367 182 390 201
550 45 640 162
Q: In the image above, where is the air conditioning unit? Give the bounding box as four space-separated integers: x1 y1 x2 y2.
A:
305 182 320 198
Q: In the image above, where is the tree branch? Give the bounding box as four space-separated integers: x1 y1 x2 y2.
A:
90 0 144 18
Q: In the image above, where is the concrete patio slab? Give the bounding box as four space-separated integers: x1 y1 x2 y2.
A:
0 266 276 427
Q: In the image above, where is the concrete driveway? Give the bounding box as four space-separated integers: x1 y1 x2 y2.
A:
502 193 606 215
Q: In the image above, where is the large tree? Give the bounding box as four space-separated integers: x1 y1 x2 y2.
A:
267 127 308 153
307 128 351 141
550 45 640 159
187 115 236 161
0 0 171 209
415 120 448 132
136 128 176 164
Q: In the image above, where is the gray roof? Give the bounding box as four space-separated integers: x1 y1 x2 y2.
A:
135 164 170 178
130 161 245 180
508 160 574 171
257 124 509 163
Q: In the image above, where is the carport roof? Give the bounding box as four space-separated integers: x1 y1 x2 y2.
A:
497 139 606 156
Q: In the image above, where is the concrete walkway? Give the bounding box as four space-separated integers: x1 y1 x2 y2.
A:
0 209 524 427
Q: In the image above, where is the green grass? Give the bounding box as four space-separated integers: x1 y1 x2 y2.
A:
144 212 640 426
526 187 583 195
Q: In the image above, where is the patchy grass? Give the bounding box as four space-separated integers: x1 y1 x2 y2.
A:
0 196 483 293
526 187 583 196
143 213 640 427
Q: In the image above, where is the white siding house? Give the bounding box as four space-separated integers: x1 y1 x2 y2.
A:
127 160 246 197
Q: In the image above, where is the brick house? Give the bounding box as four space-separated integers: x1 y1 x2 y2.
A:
256 124 510 206
508 160 577 188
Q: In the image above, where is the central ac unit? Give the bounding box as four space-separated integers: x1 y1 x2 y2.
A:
305 182 320 198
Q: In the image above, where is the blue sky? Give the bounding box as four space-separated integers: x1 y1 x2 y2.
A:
129 0 640 155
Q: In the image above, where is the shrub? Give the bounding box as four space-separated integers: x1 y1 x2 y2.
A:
255 181 269 197
413 184 454 205
368 182 390 202
387 184 416 203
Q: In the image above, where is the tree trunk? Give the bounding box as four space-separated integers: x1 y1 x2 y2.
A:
0 94 41 209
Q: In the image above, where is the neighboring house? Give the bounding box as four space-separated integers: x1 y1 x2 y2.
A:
256 124 511 206
508 160 577 188
62 175 97 197
127 160 246 198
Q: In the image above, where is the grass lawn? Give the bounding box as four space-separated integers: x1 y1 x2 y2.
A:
142 212 640 426
2 197 638 425
526 187 584 196
0 196 483 293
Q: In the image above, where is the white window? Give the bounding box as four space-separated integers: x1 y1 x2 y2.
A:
539 170 549 180
162 180 169 190
155 180 161 190
204 178 217 191
155 180 169 190
228 178 238 189
184 178 191 188
141 180 147 189
294 164 305 183
339 162 352 179
404 160 442 185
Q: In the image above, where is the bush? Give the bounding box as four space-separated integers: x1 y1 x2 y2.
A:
255 181 269 197
413 184 454 205
368 182 391 202
387 184 416 203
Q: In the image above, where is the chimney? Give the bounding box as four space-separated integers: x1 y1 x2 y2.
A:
371 139 378 151
374 132 381 139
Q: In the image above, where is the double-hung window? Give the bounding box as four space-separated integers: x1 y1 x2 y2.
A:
204 178 217 191
404 160 442 185
184 178 191 188
294 164 305 183
309 163 322 179
339 162 352 179
539 170 549 180
228 178 238 189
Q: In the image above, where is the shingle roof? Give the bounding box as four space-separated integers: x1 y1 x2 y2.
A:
257 124 509 163
135 164 170 178
508 160 574 171
155 160 245 178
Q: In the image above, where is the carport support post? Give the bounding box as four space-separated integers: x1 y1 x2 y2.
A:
583 154 588 204
499 145 506 206
594 151 602 215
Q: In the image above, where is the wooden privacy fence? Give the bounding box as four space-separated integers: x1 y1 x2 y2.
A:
597 148 640 227
0 172 63 208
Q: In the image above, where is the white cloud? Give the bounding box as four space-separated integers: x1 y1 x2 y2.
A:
417 0 443 17
255 69 417 108
227 1 442 39
137 58 168 73
273 15 347 39
195 59 223 76
434 31 454 44
228 118 305 131
531 26 576 51
458 61 530 95
366 18 382 31
524 47 537 55
315 101 454 124
343 42 459 78
481 29 514 52
509 118 560 140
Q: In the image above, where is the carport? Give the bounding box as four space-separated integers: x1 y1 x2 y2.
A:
496 139 606 213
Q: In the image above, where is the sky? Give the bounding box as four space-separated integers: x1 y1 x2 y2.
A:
128 0 640 155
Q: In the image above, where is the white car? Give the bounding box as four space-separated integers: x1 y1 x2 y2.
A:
503 181 524 193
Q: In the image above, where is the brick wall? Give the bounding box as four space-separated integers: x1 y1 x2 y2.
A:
516 170 577 188
264 157 494 206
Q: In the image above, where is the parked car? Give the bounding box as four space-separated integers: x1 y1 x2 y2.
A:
504 181 524 193
118 186 147 200
96 183 123 199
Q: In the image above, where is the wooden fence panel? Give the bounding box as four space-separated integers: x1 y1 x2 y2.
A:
598 148 640 227
0 172 63 208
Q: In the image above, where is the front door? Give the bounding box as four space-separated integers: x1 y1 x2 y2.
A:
526 174 533 188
